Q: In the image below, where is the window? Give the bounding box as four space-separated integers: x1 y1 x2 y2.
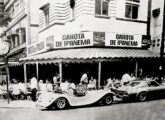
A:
95 0 109 16
44 8 49 26
125 0 140 19
20 28 26 44
148 81 159 87
40 3 50 27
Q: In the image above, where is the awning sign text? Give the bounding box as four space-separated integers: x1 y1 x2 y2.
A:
106 33 142 48
55 32 93 48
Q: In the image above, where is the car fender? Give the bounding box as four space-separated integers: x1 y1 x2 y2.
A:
136 89 148 97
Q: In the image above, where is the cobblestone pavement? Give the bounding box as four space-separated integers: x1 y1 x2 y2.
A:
0 99 165 120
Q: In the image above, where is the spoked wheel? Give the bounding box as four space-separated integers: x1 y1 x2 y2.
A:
55 98 67 109
138 92 147 102
104 95 113 105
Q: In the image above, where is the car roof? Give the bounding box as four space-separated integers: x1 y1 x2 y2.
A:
131 79 160 85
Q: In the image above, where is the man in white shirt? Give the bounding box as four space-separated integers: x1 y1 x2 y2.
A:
80 71 89 85
30 76 38 101
121 73 132 86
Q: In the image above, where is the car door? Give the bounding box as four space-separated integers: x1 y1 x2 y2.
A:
148 81 164 96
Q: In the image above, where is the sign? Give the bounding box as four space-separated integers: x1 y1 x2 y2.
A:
93 32 105 46
54 32 93 48
142 35 151 45
46 35 54 49
27 41 45 55
106 33 142 48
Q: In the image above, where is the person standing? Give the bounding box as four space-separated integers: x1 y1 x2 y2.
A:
53 73 60 91
80 71 89 86
30 76 38 101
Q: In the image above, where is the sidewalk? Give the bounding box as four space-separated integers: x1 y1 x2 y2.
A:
0 100 36 109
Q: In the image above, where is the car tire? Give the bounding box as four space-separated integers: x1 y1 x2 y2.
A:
55 98 67 109
103 94 113 105
137 92 147 102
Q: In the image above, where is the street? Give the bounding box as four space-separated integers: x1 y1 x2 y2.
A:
1 99 165 120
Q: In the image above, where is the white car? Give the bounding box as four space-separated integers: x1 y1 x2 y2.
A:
114 80 165 102
36 89 114 110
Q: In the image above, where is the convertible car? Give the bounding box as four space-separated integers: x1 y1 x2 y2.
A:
36 88 114 110
113 80 165 102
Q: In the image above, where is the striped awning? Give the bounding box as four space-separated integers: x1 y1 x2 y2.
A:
20 48 159 63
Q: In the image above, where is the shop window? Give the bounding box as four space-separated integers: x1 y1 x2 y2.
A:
125 0 140 19
95 0 109 17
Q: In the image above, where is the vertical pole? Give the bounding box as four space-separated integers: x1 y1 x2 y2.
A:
5 56 10 104
36 61 39 80
59 62 62 83
98 62 101 89
135 61 138 78
23 63 27 84
1 69 3 82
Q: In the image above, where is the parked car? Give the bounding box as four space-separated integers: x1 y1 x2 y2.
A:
36 89 114 110
113 80 165 102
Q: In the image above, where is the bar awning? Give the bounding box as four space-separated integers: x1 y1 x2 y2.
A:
20 48 159 64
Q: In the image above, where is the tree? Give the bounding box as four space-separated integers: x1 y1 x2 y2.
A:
0 2 11 27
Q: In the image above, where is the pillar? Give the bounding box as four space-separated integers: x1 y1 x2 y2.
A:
36 61 39 80
135 61 138 78
23 63 27 84
98 62 101 89
59 62 62 83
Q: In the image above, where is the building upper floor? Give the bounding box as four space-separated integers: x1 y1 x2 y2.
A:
3 0 40 31
38 0 149 33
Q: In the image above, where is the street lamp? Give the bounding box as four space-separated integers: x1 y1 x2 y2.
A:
0 36 11 104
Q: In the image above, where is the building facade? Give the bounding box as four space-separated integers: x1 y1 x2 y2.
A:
0 0 40 82
27 0 150 57
150 0 164 53
20 0 161 87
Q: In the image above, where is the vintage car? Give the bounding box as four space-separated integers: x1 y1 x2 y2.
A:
36 87 114 110
113 80 165 102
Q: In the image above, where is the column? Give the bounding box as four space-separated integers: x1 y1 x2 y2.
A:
1 69 3 82
59 62 63 83
23 63 27 84
135 61 138 78
36 61 39 80
98 62 101 89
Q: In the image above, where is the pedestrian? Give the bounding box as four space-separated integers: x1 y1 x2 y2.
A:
46 79 53 92
104 78 115 90
88 76 96 90
30 75 38 101
10 79 21 100
80 71 89 86
121 72 132 86
53 73 60 91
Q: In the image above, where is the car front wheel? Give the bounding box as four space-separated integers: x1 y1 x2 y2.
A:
104 94 113 105
55 98 67 109
137 92 147 102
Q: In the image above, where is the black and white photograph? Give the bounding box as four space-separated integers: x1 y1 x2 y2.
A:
0 0 165 120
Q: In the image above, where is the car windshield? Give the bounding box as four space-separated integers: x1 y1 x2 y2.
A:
129 82 140 87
